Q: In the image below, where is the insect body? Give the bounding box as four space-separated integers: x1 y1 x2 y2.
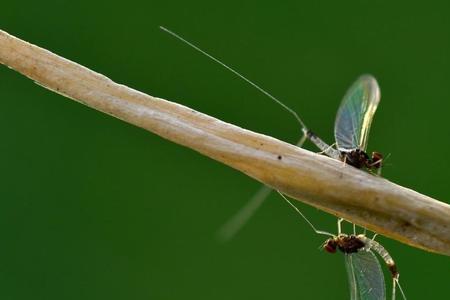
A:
281 194 405 300
324 233 402 300
304 75 383 172
325 234 399 280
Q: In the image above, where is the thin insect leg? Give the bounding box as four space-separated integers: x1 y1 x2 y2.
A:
342 155 347 168
337 218 344 235
375 164 383 176
371 233 378 242
377 166 383 176
369 157 384 168
374 153 391 176
317 142 336 155
317 240 329 250
368 158 384 176
277 191 334 237
304 130 341 159
296 132 307 148
353 223 368 235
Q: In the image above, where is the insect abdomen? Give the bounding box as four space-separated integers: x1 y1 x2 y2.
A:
359 236 399 279
304 129 340 160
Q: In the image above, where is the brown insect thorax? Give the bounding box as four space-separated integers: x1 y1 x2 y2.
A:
323 234 366 254
340 149 383 171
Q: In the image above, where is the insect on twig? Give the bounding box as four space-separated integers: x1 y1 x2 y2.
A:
160 26 406 299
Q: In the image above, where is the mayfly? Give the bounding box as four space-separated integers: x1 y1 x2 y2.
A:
280 192 406 300
217 75 383 241
160 26 404 299
303 75 383 171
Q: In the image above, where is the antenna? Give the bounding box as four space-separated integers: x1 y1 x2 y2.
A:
159 26 308 132
160 26 313 242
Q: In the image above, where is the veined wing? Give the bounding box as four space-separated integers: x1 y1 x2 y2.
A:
345 250 386 300
334 75 380 151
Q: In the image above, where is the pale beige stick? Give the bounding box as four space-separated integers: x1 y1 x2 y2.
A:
1 29 449 255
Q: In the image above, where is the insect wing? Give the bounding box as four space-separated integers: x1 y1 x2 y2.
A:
344 250 386 300
334 75 380 151
216 135 308 242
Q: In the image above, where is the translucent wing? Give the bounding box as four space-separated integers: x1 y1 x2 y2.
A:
334 75 380 151
344 250 386 300
216 185 272 242
216 135 308 242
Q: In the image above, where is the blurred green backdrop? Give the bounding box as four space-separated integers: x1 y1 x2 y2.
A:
1 1 449 299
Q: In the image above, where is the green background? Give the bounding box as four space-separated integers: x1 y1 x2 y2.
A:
1 1 449 299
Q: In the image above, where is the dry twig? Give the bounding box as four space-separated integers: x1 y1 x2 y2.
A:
1 29 449 255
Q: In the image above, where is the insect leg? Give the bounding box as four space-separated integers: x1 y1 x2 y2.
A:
337 218 344 235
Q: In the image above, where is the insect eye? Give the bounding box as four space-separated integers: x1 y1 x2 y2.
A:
371 152 383 168
324 240 337 253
